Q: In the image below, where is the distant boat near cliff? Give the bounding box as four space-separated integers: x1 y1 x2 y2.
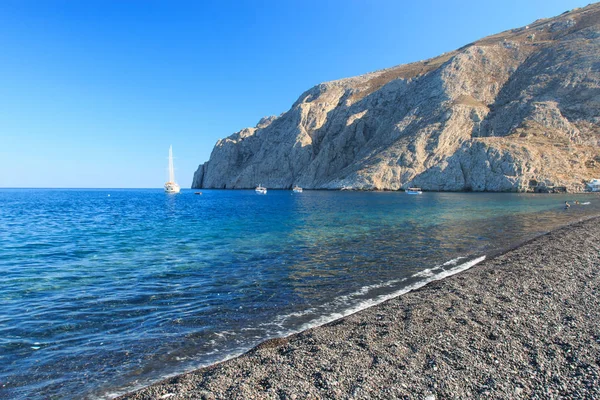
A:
292 185 303 193
164 145 181 194
255 184 267 194
587 179 600 192
406 187 422 194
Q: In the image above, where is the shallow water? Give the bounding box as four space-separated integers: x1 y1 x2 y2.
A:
1 189 598 399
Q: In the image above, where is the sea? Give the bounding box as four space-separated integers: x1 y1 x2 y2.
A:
1 188 599 399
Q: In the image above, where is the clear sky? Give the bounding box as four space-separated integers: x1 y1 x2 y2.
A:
0 0 590 188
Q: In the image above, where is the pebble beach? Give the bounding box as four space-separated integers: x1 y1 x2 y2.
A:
119 216 600 399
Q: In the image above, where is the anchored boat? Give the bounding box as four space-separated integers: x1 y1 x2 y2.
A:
587 179 600 192
164 145 181 194
255 184 267 194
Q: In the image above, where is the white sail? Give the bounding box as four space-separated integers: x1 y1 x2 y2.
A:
168 145 176 183
164 145 181 193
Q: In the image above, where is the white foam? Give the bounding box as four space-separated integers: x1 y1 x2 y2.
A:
296 255 486 332
412 267 438 278
443 256 466 266
336 278 402 301
214 331 236 338
102 255 487 399
404 256 466 278
271 307 319 326
272 256 477 328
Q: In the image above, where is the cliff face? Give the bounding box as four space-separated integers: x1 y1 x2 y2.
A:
193 4 600 192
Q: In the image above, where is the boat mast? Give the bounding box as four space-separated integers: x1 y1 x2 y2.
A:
168 145 176 183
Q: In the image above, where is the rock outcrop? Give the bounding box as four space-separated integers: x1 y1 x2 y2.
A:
193 4 600 192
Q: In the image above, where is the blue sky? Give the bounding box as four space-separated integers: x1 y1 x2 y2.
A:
0 0 589 188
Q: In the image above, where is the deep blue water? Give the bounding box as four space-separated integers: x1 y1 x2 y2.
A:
1 189 599 399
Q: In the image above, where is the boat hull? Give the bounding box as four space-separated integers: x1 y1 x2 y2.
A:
164 183 181 194
255 185 267 194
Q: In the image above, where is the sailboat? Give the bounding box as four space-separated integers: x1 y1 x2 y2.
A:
164 145 181 194
255 184 267 194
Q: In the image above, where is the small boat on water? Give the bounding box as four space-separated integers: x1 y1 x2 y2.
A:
292 185 303 193
406 187 422 194
587 179 600 192
164 145 181 194
255 185 267 194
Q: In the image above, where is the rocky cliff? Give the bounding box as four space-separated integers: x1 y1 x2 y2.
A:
193 4 600 192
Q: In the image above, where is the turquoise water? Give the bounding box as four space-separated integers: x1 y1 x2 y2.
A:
1 189 598 399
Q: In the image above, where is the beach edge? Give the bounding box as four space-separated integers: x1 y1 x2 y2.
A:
117 214 600 399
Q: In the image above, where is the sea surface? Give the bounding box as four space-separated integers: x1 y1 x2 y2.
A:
1 189 599 399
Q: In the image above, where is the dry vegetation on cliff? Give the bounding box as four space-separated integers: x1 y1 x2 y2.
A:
193 4 600 192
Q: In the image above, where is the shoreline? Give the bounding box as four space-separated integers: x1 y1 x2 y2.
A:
190 187 599 193
118 216 600 399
